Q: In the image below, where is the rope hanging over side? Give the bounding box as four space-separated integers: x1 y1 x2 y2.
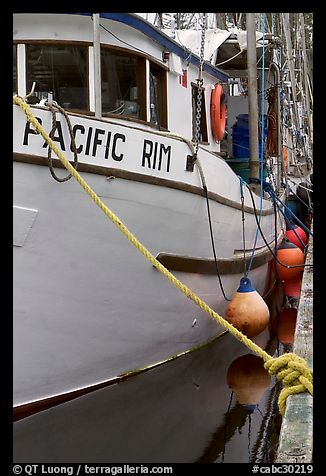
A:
13 95 313 416
46 100 78 182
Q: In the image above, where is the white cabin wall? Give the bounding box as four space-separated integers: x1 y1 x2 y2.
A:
166 62 221 153
166 67 191 138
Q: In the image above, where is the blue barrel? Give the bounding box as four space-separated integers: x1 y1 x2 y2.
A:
232 114 267 159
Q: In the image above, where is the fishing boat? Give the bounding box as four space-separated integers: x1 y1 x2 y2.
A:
13 12 308 461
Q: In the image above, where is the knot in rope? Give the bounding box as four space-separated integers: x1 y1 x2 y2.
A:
264 353 313 416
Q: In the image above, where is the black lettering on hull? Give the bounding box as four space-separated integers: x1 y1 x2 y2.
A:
71 124 85 154
23 117 42 145
142 139 153 168
42 121 65 150
112 134 125 161
92 128 105 157
141 139 171 172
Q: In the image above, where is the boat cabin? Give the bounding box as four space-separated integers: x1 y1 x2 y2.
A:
13 13 229 155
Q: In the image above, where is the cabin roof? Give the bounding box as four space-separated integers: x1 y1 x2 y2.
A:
72 12 229 83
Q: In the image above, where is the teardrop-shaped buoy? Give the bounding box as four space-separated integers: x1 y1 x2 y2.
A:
225 277 270 337
276 238 305 281
227 354 271 412
277 308 297 344
285 224 308 251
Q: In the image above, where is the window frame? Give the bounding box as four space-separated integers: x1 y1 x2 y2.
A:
23 40 90 113
149 61 168 130
14 39 168 129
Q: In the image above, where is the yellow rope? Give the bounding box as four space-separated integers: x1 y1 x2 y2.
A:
13 95 313 415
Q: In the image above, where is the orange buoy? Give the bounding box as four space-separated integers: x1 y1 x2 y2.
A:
210 83 227 141
227 354 271 412
282 278 302 298
276 239 305 281
225 277 270 337
285 224 308 251
277 308 297 344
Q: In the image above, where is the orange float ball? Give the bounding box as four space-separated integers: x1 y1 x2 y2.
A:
227 354 271 412
276 239 304 281
226 277 270 337
285 224 308 251
277 308 297 344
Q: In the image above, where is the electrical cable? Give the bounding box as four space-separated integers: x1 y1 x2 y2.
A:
245 183 313 269
203 185 231 301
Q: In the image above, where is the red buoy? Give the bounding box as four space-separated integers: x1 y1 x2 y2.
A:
276 239 304 281
285 225 308 251
282 278 302 298
227 354 271 412
226 277 270 337
277 308 297 344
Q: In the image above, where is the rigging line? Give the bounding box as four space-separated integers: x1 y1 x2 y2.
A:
287 176 313 191
216 49 243 67
239 177 247 276
268 189 313 237
99 23 152 57
286 184 313 214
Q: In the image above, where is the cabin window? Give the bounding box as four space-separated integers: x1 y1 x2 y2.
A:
192 84 208 143
25 44 88 110
13 45 17 93
101 49 146 119
149 63 167 129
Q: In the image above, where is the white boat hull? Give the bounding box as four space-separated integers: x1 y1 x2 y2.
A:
14 156 275 406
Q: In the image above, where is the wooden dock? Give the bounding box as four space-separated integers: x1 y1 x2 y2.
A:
276 223 313 463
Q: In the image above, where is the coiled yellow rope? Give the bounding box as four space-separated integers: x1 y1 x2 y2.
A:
13 95 313 415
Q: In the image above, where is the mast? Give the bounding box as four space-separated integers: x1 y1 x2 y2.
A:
93 13 102 118
281 14 301 139
246 13 260 183
299 13 313 140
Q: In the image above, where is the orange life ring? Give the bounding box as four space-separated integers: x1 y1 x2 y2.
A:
211 83 227 141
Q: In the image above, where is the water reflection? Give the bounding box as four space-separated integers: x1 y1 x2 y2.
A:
226 354 271 413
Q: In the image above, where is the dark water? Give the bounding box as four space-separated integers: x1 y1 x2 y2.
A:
14 280 285 463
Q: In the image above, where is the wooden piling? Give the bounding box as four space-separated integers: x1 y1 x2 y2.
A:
276 223 313 463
